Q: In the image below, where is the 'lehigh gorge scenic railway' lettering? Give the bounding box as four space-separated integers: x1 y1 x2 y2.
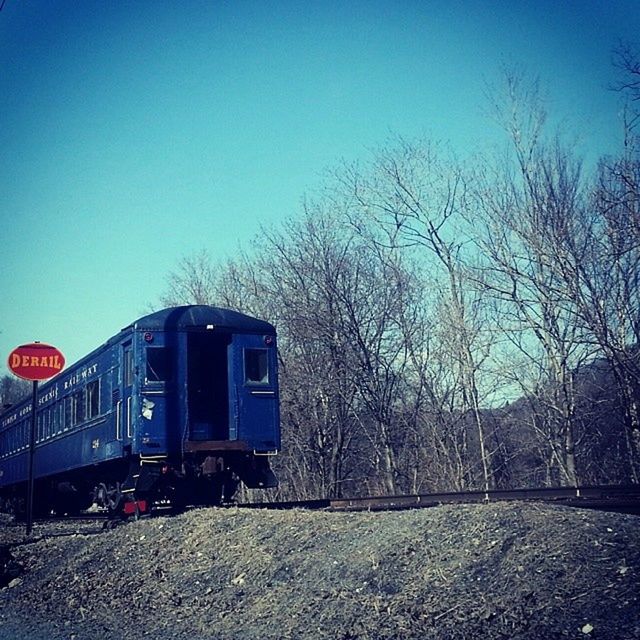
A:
63 363 99 390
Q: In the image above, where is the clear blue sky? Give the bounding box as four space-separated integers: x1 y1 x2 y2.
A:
1 0 638 373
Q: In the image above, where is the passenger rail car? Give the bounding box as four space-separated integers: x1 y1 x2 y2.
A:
0 306 280 517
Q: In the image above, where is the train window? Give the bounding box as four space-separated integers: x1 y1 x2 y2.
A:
146 348 173 382
43 410 50 439
37 412 45 442
124 346 134 387
244 349 269 385
87 380 100 419
57 403 64 434
74 390 85 425
64 396 73 429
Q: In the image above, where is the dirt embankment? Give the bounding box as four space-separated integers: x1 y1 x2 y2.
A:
1 502 639 640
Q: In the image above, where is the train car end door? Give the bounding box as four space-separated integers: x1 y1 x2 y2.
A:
231 334 280 452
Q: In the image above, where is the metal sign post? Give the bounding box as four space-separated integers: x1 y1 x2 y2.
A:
26 380 38 536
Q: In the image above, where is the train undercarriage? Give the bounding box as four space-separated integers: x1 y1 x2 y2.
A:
0 450 276 520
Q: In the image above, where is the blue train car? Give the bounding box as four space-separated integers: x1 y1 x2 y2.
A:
0 306 280 516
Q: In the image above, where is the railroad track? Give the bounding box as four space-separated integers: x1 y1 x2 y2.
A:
4 485 639 534
238 484 640 516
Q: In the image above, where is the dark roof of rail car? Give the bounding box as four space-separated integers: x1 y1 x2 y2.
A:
125 305 276 334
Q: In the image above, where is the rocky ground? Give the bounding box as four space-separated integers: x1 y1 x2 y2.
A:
0 502 639 640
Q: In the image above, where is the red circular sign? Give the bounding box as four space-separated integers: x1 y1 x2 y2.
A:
7 343 66 381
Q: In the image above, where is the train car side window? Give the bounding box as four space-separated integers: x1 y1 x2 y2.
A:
124 345 134 387
73 390 85 425
43 409 50 439
64 396 73 429
146 347 173 382
87 380 100 419
244 349 269 385
57 403 64 434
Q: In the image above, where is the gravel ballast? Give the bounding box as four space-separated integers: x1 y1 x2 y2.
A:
1 502 639 639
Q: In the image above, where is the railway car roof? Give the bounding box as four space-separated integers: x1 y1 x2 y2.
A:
125 305 276 334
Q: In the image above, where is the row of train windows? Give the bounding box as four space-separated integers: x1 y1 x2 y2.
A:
0 379 102 457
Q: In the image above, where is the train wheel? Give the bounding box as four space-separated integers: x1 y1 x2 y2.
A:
96 482 124 517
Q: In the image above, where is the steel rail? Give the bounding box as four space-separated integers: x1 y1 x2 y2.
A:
238 484 640 515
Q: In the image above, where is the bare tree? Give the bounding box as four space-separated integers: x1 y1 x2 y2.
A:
159 249 218 307
473 72 593 487
612 41 640 144
0 375 30 408
339 138 497 493
254 203 428 497
554 156 640 482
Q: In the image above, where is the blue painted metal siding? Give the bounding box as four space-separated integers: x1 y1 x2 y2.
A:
138 331 175 456
0 336 126 487
230 333 281 452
